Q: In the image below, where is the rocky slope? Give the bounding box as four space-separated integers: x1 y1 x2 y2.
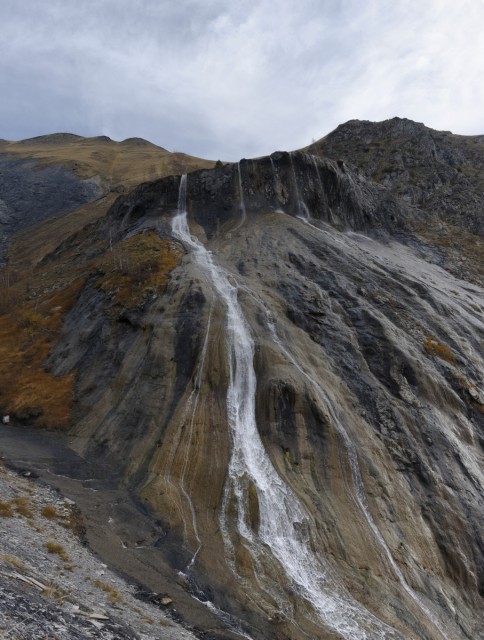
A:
0 459 198 640
0 119 483 640
307 117 484 284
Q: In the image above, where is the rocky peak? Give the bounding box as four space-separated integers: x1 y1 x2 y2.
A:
308 118 484 233
325 116 430 143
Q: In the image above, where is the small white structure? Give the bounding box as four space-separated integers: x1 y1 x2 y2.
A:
2 415 10 425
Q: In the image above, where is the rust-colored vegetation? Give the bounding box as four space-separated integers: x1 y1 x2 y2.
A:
0 500 14 517
0 278 84 429
93 579 123 604
41 505 60 520
45 541 69 562
11 496 34 518
92 233 183 310
1 217 181 431
423 335 456 364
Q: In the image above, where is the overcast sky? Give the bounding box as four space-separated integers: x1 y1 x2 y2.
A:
1 0 483 160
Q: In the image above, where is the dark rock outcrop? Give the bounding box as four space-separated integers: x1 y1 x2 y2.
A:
0 154 102 261
112 150 411 239
308 117 484 233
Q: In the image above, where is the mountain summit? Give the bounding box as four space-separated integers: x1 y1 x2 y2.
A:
0 120 483 640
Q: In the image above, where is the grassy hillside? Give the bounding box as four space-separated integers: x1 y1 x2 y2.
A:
0 133 215 190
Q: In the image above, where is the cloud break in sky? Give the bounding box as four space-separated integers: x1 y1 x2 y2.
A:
1 0 483 160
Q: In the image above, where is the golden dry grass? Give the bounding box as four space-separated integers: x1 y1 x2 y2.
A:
424 336 456 364
1 553 29 571
41 505 60 520
11 496 34 518
93 233 183 310
0 135 215 189
45 541 69 562
0 500 14 517
93 579 122 604
0 278 84 429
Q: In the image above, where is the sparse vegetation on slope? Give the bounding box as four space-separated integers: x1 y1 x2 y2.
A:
0 121 483 639
93 232 184 310
0 279 84 428
0 461 194 640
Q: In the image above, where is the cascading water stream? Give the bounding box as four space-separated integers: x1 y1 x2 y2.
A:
237 161 247 226
289 152 310 220
171 174 408 640
265 318 451 640
162 174 215 567
232 204 453 640
269 157 286 215
233 213 452 640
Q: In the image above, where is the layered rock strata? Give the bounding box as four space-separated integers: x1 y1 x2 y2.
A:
0 122 483 640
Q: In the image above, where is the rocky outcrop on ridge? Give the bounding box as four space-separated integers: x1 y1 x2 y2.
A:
308 117 484 234
112 150 411 239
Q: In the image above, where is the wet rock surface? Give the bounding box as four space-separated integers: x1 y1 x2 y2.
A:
1 118 483 640
112 150 410 240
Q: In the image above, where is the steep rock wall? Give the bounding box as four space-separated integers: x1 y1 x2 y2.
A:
110 150 411 239
308 117 484 234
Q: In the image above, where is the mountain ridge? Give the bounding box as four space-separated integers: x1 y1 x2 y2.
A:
0 118 483 640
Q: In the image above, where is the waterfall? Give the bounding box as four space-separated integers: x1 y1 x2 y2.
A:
171 175 407 640
237 161 247 225
269 156 285 214
310 154 336 224
311 155 325 197
269 156 279 194
289 152 310 220
266 316 451 640
178 172 188 212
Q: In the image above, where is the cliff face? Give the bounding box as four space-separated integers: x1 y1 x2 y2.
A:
0 121 483 640
113 151 410 239
307 118 484 288
308 117 484 234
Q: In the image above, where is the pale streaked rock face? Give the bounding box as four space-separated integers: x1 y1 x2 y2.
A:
0 120 483 640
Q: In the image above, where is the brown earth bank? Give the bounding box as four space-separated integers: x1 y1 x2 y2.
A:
0 119 483 640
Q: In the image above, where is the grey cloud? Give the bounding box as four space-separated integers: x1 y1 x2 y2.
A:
1 0 483 160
